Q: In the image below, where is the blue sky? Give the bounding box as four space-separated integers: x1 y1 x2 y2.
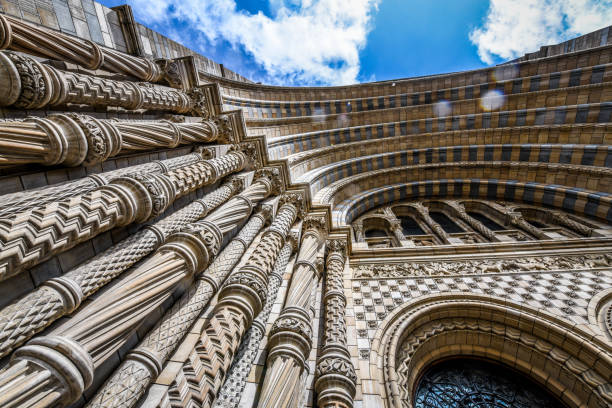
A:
98 0 612 86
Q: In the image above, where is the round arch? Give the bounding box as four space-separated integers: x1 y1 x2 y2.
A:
368 292 612 408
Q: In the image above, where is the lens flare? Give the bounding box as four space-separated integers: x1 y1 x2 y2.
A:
433 100 452 117
312 107 326 123
480 89 506 111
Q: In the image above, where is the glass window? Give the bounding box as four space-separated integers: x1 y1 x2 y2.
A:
400 216 426 235
429 211 464 233
365 228 388 238
467 212 505 231
415 360 563 408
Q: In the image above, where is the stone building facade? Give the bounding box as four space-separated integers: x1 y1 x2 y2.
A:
0 2 610 408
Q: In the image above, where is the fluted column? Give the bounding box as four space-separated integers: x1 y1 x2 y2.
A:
87 207 273 408
0 151 247 280
411 203 451 244
166 192 304 408
0 114 235 167
0 176 244 358
445 200 500 242
0 150 205 219
315 240 357 408
0 171 279 408
213 236 297 408
0 14 165 82
256 215 327 408
0 51 193 113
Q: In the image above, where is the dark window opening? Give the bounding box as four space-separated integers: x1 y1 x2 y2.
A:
400 216 426 235
365 228 388 238
429 211 464 233
467 212 505 231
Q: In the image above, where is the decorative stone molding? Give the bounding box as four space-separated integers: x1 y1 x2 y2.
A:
352 253 612 278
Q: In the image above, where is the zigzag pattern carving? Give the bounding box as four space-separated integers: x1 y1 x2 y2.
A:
168 307 246 408
0 188 125 280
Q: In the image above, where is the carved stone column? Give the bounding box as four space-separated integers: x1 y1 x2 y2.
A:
505 211 550 239
0 51 193 113
411 203 451 244
0 177 245 358
0 151 247 280
0 173 280 408
0 150 205 219
445 200 500 242
0 114 235 168
166 192 304 408
0 14 164 82
315 239 357 408
353 223 364 242
257 215 327 408
87 207 273 408
212 234 298 408
548 210 593 236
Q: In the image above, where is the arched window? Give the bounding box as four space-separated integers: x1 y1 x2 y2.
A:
399 216 425 235
429 211 464 233
414 359 563 408
467 211 505 231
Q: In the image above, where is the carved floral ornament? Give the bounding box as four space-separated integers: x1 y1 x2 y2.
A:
353 253 612 278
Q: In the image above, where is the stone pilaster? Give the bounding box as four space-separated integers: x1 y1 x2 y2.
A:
0 151 247 280
315 239 357 408
256 214 327 408
166 191 304 408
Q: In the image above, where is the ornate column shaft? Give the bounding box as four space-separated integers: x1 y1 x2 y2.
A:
0 151 204 219
87 207 272 408
256 215 327 408
166 192 303 408
0 177 243 358
0 14 165 82
0 151 247 280
412 203 451 244
505 211 550 239
445 200 499 242
389 222 407 244
0 173 278 408
0 114 234 167
549 211 593 236
212 238 296 408
0 51 192 113
315 240 357 408
353 223 365 242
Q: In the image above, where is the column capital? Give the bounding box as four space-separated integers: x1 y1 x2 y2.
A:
254 167 284 195
279 191 306 218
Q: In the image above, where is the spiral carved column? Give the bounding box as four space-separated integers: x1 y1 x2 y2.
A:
256 214 327 408
0 151 247 281
445 200 499 242
411 203 451 244
165 192 304 408
315 239 357 408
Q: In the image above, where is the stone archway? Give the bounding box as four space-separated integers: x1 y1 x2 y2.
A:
369 293 612 408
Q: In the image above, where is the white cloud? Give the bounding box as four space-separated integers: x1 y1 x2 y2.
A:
128 0 380 85
469 0 612 64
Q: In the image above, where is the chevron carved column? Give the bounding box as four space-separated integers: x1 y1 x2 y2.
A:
87 206 274 408
0 171 280 408
0 150 247 280
166 191 304 408
0 176 246 358
315 239 357 408
0 150 206 219
0 114 235 167
256 214 327 408
213 234 298 408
